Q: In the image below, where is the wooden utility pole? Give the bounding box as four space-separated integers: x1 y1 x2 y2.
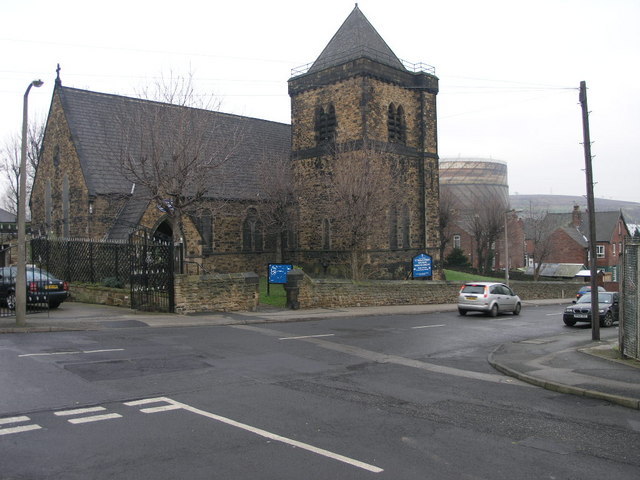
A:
579 81 599 341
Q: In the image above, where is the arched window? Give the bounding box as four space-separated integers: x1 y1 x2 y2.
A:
389 207 398 249
195 213 214 253
45 179 52 233
242 208 263 252
315 104 337 144
401 204 410 248
62 174 70 237
322 218 332 250
388 103 406 144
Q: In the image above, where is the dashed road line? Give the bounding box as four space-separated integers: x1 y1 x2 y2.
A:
55 406 122 424
68 414 123 424
55 407 108 416
279 334 335 340
19 348 124 358
411 324 445 329
0 416 41 436
125 397 383 473
232 324 529 386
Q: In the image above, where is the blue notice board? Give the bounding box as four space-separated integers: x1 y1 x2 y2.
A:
412 254 432 278
268 264 293 284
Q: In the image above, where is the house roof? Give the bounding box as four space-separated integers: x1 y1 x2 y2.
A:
57 85 291 200
524 263 585 278
0 207 16 223
579 211 628 242
308 4 405 73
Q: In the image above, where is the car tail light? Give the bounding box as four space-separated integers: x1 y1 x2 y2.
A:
63 281 69 291
484 286 489 298
29 281 37 293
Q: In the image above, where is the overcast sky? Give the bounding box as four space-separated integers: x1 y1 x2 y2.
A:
2 0 639 203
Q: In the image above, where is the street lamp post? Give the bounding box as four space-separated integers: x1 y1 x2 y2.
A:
16 79 43 326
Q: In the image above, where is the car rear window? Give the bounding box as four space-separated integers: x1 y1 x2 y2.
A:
461 285 485 294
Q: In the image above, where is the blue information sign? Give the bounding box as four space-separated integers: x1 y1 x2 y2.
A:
412 254 432 278
268 264 293 284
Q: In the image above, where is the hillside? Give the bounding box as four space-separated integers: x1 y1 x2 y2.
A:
509 194 640 227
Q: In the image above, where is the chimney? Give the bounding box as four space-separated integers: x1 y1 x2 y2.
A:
572 205 582 227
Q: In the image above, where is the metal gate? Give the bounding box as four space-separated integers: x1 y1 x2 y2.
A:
620 236 640 360
129 230 175 313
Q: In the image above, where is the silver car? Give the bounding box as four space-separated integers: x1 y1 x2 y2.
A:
458 282 522 317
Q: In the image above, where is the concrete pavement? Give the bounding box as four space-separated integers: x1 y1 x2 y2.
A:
1 299 639 409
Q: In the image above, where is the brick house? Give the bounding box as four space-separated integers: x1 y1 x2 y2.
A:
30 5 441 279
525 206 630 282
444 213 526 271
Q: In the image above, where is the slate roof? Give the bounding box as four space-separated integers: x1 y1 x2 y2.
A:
308 4 405 73
0 207 16 223
58 86 291 200
580 211 628 242
106 189 152 240
524 263 586 278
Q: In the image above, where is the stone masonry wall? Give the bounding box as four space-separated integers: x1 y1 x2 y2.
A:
297 276 582 309
174 272 259 314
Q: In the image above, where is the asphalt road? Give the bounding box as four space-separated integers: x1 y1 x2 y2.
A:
1 304 639 479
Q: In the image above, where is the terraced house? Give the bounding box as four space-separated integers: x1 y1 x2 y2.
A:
30 5 440 279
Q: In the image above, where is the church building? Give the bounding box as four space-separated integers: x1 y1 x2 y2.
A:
30 5 440 279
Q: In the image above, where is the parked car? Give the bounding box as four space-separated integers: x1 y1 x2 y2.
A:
458 282 522 317
575 285 605 301
563 292 619 327
0 266 70 310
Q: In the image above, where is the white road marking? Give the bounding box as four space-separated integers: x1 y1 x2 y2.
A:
0 424 42 435
68 414 123 424
83 349 125 354
0 416 41 436
279 334 335 340
546 313 563 316
55 407 107 416
232 324 530 387
55 406 122 424
411 324 445 329
19 348 124 358
19 351 80 357
125 397 383 473
0 415 31 425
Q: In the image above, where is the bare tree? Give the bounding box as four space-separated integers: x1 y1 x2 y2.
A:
1 119 45 215
464 197 506 274
256 148 296 262
526 209 556 280
119 73 244 244
438 187 458 263
325 142 393 280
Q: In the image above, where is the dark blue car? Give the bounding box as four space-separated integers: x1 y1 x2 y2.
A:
0 266 70 310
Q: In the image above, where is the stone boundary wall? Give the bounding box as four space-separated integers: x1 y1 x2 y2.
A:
69 284 130 307
174 272 259 315
297 276 582 309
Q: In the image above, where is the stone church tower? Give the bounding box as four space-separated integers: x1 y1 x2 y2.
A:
288 5 440 279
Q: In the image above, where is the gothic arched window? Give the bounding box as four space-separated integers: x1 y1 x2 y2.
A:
242 208 263 252
388 103 406 144
322 218 332 250
389 206 398 249
315 104 337 144
401 204 411 248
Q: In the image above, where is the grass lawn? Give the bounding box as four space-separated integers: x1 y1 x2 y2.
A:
444 269 503 283
259 277 287 307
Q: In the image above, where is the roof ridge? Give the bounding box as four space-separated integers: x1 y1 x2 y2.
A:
308 4 404 73
59 85 290 127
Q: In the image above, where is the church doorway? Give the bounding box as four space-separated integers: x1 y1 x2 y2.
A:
153 219 173 243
